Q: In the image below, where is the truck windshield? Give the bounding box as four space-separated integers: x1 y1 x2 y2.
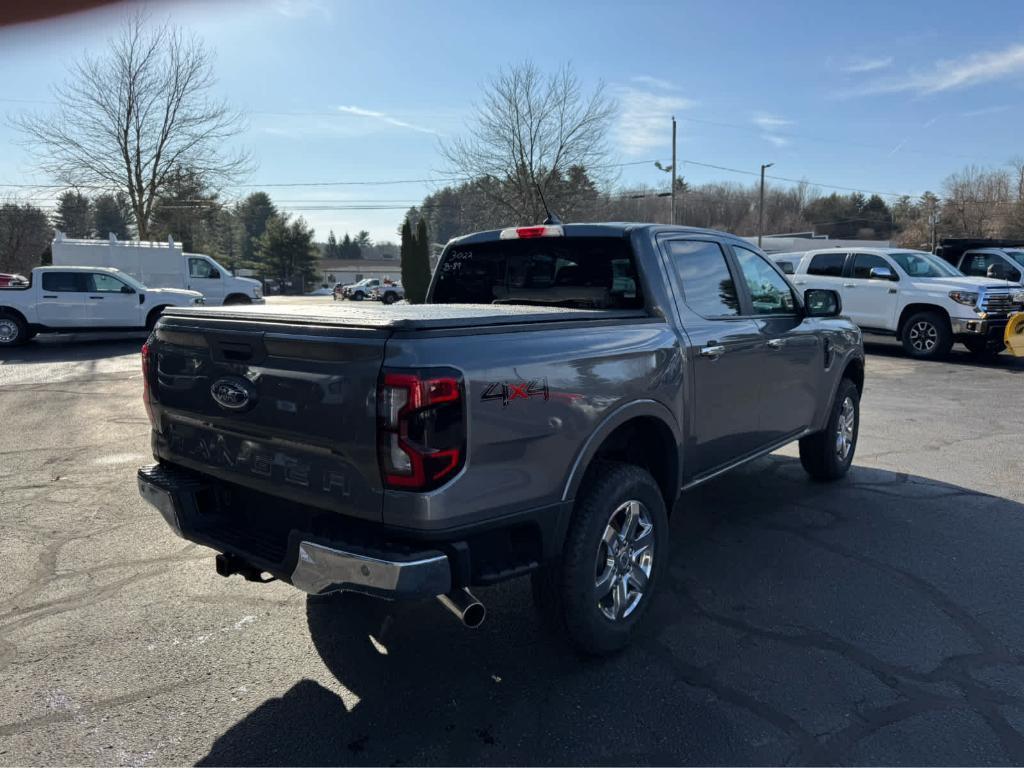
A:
889 252 963 278
431 237 643 309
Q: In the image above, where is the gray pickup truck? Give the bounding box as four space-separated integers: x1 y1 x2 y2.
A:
138 223 864 654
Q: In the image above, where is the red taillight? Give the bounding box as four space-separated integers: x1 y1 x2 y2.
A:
499 224 565 239
378 369 465 491
141 338 157 427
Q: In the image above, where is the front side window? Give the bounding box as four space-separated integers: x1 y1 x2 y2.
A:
666 240 740 318
188 258 218 279
41 272 90 292
89 273 129 293
890 251 962 278
852 253 895 280
1006 251 1024 267
808 252 848 277
733 246 797 315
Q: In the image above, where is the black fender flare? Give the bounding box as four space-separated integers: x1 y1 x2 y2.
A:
560 398 682 503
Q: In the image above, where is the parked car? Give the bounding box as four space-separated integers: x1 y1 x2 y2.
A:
782 247 1024 359
0 266 204 346
138 222 863 654
338 278 381 301
935 239 1024 284
372 282 404 304
0 273 28 288
52 231 263 306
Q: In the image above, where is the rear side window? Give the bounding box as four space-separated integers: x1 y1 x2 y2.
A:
431 237 643 309
665 240 741 318
42 272 90 292
808 252 847 277
851 253 893 279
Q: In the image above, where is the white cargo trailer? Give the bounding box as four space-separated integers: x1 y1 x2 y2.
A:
51 233 264 306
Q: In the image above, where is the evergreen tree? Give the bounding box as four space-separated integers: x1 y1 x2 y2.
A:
255 214 318 293
400 218 416 299
92 193 133 239
54 191 92 237
236 192 277 263
326 230 340 259
404 217 432 304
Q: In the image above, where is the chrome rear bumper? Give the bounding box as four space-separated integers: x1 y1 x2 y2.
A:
291 541 451 599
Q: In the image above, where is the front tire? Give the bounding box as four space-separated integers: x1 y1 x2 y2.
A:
963 337 1003 360
799 377 859 481
532 462 668 656
351 291 364 301
900 310 953 360
0 312 30 347
382 292 397 305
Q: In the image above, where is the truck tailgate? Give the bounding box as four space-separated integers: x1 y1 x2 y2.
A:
148 316 387 522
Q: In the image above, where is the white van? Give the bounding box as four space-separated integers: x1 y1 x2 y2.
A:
52 233 264 306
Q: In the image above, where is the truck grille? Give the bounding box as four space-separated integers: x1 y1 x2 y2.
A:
979 289 1023 315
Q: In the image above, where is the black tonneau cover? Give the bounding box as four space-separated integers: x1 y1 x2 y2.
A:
160 302 648 331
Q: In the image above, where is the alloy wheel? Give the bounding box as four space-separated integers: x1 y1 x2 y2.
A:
835 396 856 460
594 499 655 621
909 320 938 353
0 318 18 344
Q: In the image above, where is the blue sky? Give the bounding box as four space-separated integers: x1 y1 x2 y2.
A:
2 0 1024 243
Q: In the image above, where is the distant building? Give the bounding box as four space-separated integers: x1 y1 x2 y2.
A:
747 234 892 254
319 259 402 286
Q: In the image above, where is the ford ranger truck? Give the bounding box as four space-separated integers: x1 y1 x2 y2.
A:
137 223 864 654
784 247 1024 359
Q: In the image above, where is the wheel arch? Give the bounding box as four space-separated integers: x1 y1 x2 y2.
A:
146 305 170 330
896 303 950 339
223 293 252 305
0 306 29 326
842 356 864 395
562 400 681 511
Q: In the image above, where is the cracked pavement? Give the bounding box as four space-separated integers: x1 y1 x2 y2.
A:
1 332 1023 765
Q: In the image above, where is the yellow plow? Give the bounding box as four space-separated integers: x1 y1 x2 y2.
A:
1006 312 1024 357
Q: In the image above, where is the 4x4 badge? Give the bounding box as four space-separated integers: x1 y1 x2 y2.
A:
481 378 549 407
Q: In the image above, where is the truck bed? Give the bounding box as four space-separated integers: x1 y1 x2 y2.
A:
160 302 649 331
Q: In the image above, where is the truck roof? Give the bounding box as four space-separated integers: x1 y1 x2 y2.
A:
32 265 129 273
448 222 756 248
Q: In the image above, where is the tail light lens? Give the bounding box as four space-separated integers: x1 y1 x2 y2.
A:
141 337 157 428
377 368 465 491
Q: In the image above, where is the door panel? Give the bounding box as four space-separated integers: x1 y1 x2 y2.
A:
659 238 765 478
843 253 900 328
36 272 89 326
731 245 822 440
87 272 142 326
187 257 225 303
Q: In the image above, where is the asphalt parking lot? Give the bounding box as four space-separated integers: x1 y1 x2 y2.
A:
1 327 1023 766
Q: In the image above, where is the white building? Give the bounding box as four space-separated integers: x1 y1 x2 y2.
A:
319 259 402 286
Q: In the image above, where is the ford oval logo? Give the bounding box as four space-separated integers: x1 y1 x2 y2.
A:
210 377 256 411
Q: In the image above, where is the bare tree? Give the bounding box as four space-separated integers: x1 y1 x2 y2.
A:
441 62 616 224
15 12 249 239
0 200 51 274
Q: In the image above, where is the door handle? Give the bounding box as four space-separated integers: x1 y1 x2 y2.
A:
43 294 57 299
793 280 807 286
699 345 726 359
842 283 856 288
89 296 104 300
766 338 786 349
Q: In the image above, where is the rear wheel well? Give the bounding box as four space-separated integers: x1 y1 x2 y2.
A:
224 293 252 305
897 304 950 339
0 306 28 326
582 417 679 511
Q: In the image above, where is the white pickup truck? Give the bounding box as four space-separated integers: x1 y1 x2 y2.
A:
0 266 204 347
778 247 1024 359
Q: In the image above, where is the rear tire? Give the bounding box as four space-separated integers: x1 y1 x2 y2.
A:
146 306 169 332
223 295 252 306
531 462 668 656
799 377 859 481
382 292 397 305
0 312 29 347
900 310 952 360
351 291 365 301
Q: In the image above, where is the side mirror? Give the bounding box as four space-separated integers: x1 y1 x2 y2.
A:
121 285 135 294
777 261 795 275
209 269 220 279
868 266 895 281
804 288 842 318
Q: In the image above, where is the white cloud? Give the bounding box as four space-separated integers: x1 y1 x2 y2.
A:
752 113 793 129
762 134 789 147
611 84 696 155
335 105 438 135
961 104 1011 117
272 0 331 19
852 44 1024 96
629 75 677 91
841 56 894 73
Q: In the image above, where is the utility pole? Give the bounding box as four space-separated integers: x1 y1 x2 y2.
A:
671 116 677 226
758 162 774 248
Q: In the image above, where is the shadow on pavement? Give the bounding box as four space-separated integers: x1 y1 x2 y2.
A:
198 457 1024 766
0 334 145 364
863 337 1024 373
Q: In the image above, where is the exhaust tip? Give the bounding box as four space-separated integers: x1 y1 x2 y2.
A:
462 601 486 629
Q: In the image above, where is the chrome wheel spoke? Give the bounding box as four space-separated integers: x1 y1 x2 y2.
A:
595 563 615 597
628 564 649 592
620 500 639 542
612 574 629 618
594 498 655 621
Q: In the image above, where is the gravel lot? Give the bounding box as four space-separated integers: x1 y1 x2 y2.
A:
1 323 1023 766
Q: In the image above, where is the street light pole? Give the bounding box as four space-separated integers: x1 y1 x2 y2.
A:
758 162 774 248
670 116 677 225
